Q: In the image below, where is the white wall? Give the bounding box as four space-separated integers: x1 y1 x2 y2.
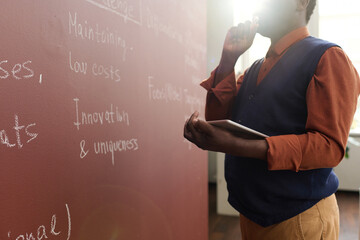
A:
207 0 234 183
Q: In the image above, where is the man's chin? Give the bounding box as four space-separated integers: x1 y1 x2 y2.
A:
256 26 271 39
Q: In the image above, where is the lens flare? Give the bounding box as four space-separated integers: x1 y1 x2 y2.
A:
233 0 259 23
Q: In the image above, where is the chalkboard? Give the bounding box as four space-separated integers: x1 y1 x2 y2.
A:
0 1 207 239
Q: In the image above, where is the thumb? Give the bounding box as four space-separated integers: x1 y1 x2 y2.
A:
194 120 214 136
249 16 259 40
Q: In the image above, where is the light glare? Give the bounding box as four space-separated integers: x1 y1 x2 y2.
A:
233 0 258 24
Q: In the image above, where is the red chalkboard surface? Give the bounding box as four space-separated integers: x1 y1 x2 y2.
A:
0 1 207 239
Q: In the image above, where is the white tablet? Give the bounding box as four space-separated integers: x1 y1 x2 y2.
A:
207 119 269 139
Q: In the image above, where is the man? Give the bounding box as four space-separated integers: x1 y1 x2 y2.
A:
184 0 360 239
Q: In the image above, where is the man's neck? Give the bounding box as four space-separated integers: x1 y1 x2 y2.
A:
270 23 307 45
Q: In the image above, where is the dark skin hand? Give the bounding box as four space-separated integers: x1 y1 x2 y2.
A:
184 111 268 160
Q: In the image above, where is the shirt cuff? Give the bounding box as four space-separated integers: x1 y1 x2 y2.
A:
266 135 303 172
200 68 217 91
200 68 237 103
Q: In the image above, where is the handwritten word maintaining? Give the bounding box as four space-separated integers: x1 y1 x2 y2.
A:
7 204 71 240
68 12 133 61
73 98 130 130
0 115 38 149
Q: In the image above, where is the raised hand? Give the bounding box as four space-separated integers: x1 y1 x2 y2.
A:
220 18 259 66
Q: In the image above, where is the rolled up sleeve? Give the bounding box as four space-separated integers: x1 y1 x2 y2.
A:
200 68 243 121
266 47 360 171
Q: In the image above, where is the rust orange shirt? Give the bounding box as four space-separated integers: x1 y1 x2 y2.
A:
201 27 360 172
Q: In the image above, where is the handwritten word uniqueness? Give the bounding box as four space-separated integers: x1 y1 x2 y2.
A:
79 138 139 165
94 138 139 165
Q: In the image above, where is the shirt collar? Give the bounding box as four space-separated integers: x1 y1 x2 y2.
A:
266 27 310 58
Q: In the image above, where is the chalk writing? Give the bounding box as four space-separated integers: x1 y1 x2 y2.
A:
91 62 121 82
184 31 206 57
73 98 130 130
185 53 200 71
146 7 184 45
85 0 142 26
80 140 89 159
68 51 122 82
69 51 87 75
94 138 139 165
148 76 182 103
183 89 204 112
78 138 139 165
184 32 206 80
148 76 205 111
0 60 42 83
68 12 133 61
0 115 38 149
191 75 202 85
7 204 71 240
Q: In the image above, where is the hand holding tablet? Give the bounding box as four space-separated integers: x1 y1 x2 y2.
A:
207 119 269 139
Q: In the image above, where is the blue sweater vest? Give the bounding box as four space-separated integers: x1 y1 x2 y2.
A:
226 36 339 227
